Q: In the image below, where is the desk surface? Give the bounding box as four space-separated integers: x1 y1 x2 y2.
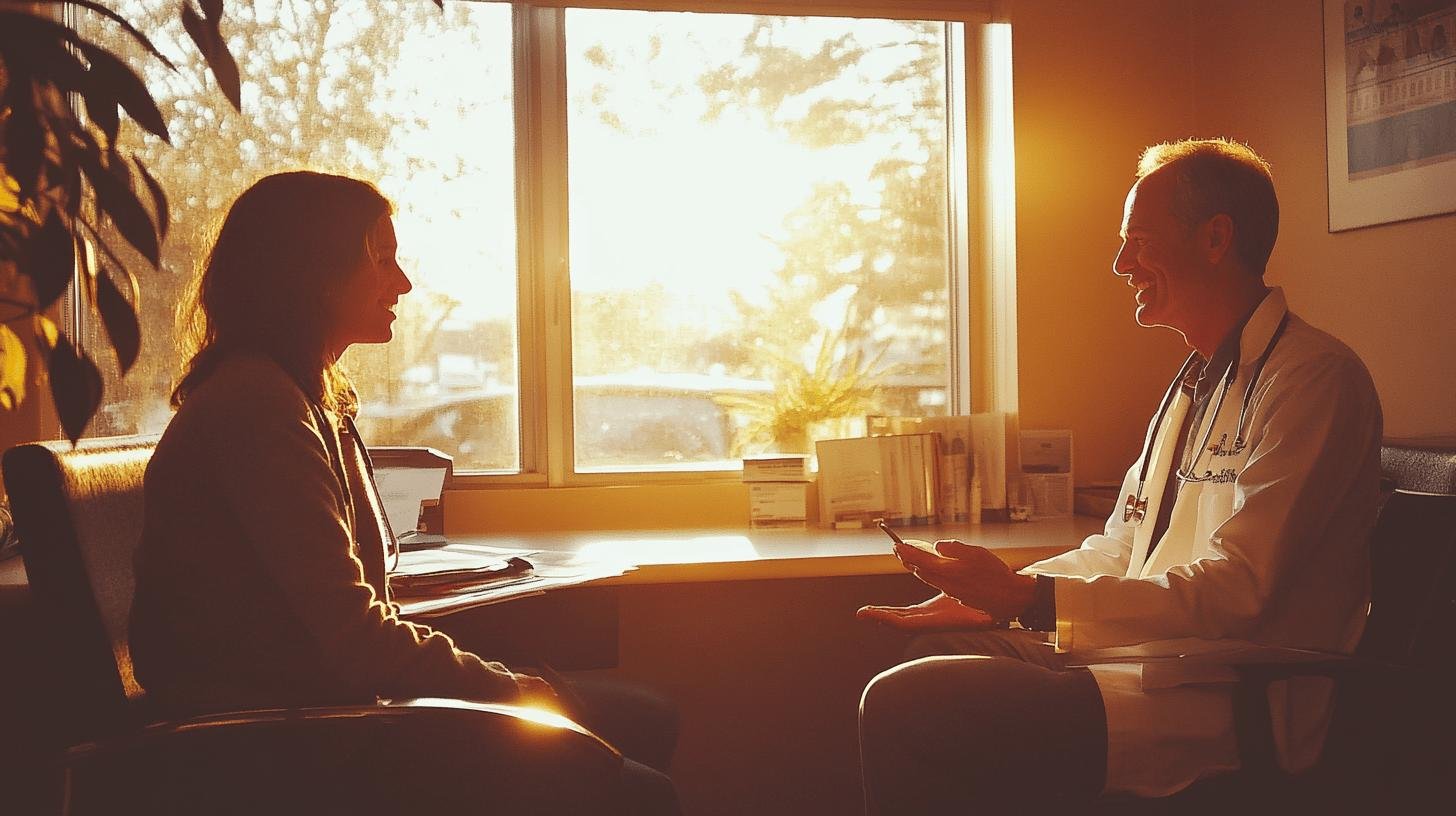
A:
0 516 1104 612
446 516 1101 584
392 516 1099 617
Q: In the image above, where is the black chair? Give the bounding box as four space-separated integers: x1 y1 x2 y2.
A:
2 437 626 815
1104 439 1456 813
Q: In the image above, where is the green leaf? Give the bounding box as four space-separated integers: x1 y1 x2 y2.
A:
84 90 121 148
135 158 170 239
51 122 96 220
32 314 60 352
0 324 26 411
0 13 110 93
25 1 176 71
108 149 133 189
182 2 242 112
74 231 98 306
77 151 160 266
46 332 103 443
22 209 74 310
95 265 141 374
77 42 172 144
1 80 48 202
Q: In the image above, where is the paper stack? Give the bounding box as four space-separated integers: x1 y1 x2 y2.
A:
814 433 942 529
1020 429 1074 517
390 550 535 596
743 454 810 529
866 413 1012 523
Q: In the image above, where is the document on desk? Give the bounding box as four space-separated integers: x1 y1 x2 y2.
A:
374 467 448 541
393 543 635 617
390 550 536 595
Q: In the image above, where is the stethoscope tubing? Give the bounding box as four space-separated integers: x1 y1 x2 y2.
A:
1124 313 1291 525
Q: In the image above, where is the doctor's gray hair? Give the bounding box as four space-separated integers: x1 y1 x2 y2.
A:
1137 138 1279 275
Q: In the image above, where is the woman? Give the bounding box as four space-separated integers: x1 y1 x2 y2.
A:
130 171 676 811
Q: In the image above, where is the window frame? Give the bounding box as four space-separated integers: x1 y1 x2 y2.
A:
55 1 1017 491
493 1 1007 488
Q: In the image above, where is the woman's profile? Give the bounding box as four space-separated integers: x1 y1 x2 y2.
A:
129 171 676 812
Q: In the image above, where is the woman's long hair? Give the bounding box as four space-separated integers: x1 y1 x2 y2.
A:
173 171 392 415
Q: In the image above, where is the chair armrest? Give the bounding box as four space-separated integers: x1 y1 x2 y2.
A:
63 698 627 815
67 697 621 761
1225 655 1406 777
1230 656 1404 686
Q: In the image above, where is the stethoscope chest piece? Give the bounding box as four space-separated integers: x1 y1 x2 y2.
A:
1124 493 1149 524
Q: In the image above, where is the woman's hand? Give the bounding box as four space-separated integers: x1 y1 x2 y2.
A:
890 539 1037 621
513 672 565 713
856 592 997 631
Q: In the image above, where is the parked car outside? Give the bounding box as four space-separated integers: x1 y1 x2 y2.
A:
358 372 772 473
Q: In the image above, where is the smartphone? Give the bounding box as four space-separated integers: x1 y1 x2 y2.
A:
874 518 940 555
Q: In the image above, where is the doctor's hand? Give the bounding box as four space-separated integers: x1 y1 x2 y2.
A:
891 539 1037 622
856 592 997 631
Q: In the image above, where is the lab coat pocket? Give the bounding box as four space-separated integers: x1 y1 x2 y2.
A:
1196 486 1236 558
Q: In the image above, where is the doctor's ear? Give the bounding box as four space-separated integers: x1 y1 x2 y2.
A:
1202 213 1234 265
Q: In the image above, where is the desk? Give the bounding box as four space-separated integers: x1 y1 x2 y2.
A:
0 517 1098 608
397 517 1099 816
396 516 1099 618
1 517 1099 816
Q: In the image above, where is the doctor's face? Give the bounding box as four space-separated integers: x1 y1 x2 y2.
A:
1112 170 1208 335
326 215 413 356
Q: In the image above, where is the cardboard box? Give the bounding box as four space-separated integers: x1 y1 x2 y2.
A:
748 482 809 529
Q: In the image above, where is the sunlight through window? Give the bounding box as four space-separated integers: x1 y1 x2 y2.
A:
566 10 957 471
77 2 979 481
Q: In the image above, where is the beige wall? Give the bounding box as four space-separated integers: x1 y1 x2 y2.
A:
1192 0 1456 438
1009 0 1456 490
1009 0 1198 486
9 1 1451 501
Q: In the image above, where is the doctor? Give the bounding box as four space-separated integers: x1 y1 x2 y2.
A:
857 138 1382 811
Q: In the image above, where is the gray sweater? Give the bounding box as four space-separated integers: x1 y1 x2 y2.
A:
130 354 521 714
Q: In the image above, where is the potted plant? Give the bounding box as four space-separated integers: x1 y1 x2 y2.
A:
0 0 244 441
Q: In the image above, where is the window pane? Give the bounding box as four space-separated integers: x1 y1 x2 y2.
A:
80 1 520 472
566 10 954 471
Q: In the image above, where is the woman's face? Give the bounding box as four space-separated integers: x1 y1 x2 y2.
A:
326 215 412 356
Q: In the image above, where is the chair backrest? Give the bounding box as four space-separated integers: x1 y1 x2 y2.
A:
1358 440 1456 669
2 437 157 743
1310 441 1456 807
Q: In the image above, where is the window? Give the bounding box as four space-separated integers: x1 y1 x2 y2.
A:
77 1 522 470
78 1 1005 483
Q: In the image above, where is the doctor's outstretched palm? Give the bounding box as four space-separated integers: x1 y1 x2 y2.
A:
856 592 998 631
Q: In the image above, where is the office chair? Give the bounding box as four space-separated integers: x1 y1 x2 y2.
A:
1101 439 1456 814
2 437 627 814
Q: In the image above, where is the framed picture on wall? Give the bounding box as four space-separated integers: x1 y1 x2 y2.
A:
1323 0 1456 231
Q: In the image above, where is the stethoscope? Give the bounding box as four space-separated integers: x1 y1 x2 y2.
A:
1122 313 1291 526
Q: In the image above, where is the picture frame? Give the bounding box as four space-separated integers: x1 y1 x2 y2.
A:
1323 0 1456 231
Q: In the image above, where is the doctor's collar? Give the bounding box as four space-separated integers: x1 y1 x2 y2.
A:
1193 318 1244 404
1192 292 1268 404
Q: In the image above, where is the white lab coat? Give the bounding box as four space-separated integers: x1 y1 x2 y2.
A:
1023 288 1383 796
